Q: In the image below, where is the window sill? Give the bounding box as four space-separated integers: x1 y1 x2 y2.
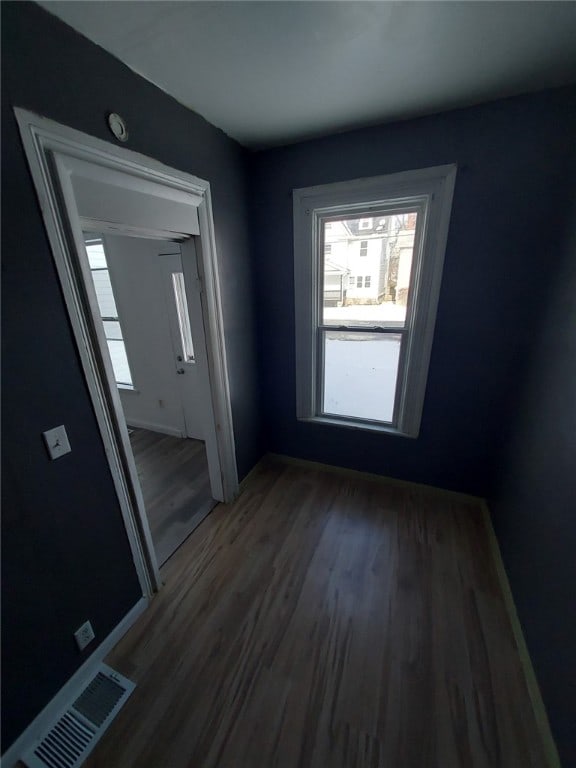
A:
117 383 138 393
298 415 418 439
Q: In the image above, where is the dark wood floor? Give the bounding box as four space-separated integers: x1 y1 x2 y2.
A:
86 456 548 768
129 428 215 566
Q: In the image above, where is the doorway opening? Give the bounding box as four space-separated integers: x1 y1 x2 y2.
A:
16 107 239 596
84 232 217 565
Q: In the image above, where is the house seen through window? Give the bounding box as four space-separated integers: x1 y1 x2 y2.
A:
293 165 456 436
84 236 134 388
320 211 417 423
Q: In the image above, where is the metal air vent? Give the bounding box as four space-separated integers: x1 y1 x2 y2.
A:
22 665 134 768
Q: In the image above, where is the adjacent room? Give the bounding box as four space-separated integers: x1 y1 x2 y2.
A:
83 233 216 565
2 2 575 767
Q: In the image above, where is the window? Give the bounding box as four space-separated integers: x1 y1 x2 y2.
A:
349 275 355 286
359 218 372 229
84 237 134 388
172 272 195 361
359 240 368 257
325 243 332 255
293 165 456 437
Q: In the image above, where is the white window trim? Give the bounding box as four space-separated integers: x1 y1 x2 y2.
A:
293 164 457 438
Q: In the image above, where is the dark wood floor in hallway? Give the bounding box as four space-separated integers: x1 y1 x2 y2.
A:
129 428 215 565
86 456 548 768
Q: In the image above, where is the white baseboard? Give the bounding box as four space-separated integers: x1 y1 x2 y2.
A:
482 504 561 768
2 596 149 768
126 419 184 438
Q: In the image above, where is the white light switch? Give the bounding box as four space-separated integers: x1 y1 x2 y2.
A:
43 425 71 460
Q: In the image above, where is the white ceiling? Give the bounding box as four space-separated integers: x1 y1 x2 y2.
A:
39 1 576 149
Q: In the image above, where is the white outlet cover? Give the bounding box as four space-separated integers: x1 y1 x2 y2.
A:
43 425 71 460
74 620 95 651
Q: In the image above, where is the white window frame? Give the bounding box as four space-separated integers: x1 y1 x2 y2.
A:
171 271 196 362
293 164 456 438
359 217 372 229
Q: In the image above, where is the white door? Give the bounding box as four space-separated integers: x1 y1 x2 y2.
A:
98 234 205 439
159 250 205 440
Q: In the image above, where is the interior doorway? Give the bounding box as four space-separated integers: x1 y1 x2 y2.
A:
17 107 239 596
84 232 217 565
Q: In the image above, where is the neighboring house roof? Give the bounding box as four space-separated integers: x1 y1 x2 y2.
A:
324 259 349 276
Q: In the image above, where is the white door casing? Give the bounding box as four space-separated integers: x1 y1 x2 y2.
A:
15 107 239 597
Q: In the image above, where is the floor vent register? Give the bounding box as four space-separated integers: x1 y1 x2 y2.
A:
22 665 135 768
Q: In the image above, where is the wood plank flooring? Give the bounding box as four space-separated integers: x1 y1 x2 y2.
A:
129 428 215 565
85 456 548 768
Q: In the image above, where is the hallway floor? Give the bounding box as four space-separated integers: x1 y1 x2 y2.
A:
129 428 215 565
86 456 548 768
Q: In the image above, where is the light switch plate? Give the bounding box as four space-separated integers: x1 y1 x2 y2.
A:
74 620 95 651
43 425 71 460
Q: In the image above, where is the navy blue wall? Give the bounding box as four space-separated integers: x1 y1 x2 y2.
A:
1 1 262 752
491 184 576 768
250 87 576 497
3 0 575 760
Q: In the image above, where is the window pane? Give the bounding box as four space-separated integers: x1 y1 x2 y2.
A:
106 339 133 386
322 331 401 423
321 213 418 328
103 320 123 341
172 272 195 361
85 240 107 269
91 269 118 318
84 236 132 387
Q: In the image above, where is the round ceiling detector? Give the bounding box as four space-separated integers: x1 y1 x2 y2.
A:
107 112 128 142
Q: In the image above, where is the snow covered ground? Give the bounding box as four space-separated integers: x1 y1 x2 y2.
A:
323 334 401 422
324 302 406 327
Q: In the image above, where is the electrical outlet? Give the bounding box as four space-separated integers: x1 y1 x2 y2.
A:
74 620 95 651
